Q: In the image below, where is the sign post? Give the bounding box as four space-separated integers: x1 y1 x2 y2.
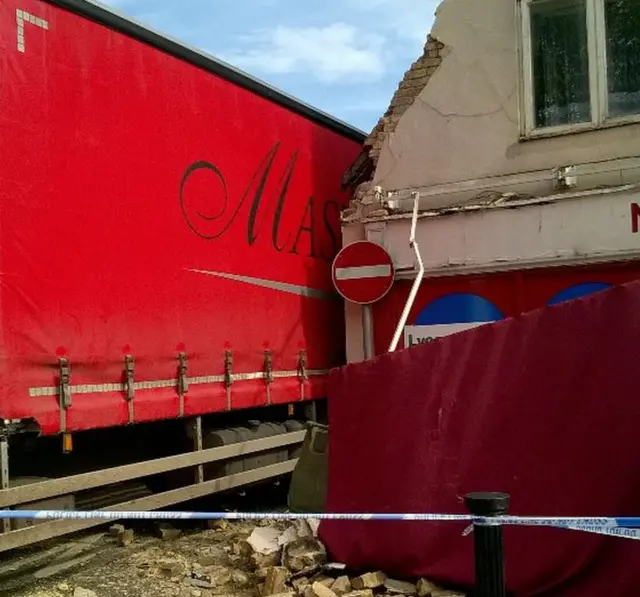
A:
332 241 395 359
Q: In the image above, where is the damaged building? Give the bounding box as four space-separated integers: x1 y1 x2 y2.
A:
339 0 640 362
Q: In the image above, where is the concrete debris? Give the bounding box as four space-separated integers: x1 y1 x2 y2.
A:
291 577 310 592
351 572 387 590
232 570 251 586
278 523 304 547
189 579 214 590
159 527 182 541
158 561 185 578
188 569 217 589
324 563 347 572
14 517 465 597
247 527 283 555
108 524 125 537
207 519 229 531
235 540 256 559
249 518 319 557
306 520 320 537
416 578 442 597
252 551 282 570
262 566 291 596
308 581 338 597
197 547 228 567
72 589 97 597
282 537 327 574
116 528 134 547
331 576 352 595
384 579 417 595
315 577 335 588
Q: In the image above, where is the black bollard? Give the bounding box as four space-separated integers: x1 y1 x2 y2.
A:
465 492 510 597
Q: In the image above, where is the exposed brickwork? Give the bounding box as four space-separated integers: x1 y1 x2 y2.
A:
342 35 446 201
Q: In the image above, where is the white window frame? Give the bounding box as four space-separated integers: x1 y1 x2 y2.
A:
518 0 640 138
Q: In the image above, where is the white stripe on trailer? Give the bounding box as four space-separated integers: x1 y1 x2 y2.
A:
334 265 392 280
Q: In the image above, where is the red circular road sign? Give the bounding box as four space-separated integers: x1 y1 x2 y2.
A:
331 241 395 305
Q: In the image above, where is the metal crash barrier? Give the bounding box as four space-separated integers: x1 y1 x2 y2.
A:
3 492 640 597
0 428 307 552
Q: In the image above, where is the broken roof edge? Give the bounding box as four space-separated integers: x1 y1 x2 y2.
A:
341 34 446 190
341 183 640 225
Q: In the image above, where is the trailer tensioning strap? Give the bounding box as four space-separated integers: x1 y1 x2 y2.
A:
2 510 640 540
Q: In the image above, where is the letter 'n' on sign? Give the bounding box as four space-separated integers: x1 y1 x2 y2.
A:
16 9 49 54
632 203 640 234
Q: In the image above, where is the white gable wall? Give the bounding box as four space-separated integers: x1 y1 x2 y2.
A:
372 0 640 203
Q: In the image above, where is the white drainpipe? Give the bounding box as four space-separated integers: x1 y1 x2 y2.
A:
388 192 424 352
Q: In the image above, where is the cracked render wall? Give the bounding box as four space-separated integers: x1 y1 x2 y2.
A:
343 35 446 194
352 0 640 208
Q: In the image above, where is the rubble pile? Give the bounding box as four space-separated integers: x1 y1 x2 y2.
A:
20 518 466 597
221 519 465 597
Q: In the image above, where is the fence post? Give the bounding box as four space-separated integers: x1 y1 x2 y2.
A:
464 492 510 597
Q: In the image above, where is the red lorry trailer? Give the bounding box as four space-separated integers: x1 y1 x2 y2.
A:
0 0 364 550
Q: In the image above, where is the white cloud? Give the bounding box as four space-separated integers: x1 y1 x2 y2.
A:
99 0 439 129
347 0 439 45
220 23 386 84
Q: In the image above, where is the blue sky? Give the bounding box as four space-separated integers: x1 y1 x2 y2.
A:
101 0 439 132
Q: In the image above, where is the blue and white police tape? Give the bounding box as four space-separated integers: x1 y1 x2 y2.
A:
1 510 640 540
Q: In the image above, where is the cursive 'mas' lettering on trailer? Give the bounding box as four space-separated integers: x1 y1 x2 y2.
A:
179 142 340 261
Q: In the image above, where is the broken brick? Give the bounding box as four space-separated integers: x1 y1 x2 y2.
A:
108 524 125 537
116 528 134 547
158 561 185 578
351 572 387 590
262 566 291 596
282 537 327 573
309 581 338 597
385 579 417 595
160 527 182 541
417 579 443 597
331 576 352 595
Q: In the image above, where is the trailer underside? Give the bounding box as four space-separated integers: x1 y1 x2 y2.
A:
0 400 324 553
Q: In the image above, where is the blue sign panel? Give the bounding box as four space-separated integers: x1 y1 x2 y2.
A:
405 293 505 347
547 282 612 306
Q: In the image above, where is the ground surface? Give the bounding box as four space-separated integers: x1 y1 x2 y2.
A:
1 488 464 597
1 479 292 597
5 519 272 597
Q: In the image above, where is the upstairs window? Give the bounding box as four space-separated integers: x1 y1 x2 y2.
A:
520 0 640 136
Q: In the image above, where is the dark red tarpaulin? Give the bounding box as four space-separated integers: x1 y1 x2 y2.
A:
320 279 640 596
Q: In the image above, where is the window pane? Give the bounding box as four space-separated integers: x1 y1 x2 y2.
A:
605 0 640 118
530 0 591 128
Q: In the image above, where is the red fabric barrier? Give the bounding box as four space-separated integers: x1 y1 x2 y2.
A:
320 279 640 596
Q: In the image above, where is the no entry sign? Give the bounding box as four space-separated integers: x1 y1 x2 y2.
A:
332 241 395 304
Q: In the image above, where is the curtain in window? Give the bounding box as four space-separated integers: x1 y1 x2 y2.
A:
531 0 591 127
606 0 640 117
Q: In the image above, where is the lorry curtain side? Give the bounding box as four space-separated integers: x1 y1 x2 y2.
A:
0 0 362 435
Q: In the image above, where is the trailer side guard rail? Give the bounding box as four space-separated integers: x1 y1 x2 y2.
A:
0 429 305 553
